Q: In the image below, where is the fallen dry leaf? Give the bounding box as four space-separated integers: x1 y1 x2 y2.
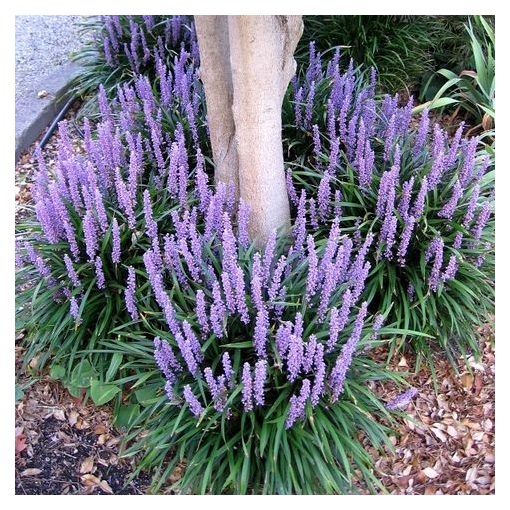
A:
431 427 447 442
68 410 79 427
94 424 106 435
398 357 408 367
466 467 478 483
52 409 66 421
97 434 109 445
74 418 90 430
81 474 101 487
21 468 42 477
79 457 94 474
460 373 474 390
446 425 458 438
422 467 440 479
28 356 40 371
474 374 483 396
99 480 113 495
15 427 27 454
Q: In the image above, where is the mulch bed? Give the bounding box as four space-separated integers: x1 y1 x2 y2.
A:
15 356 151 495
367 323 495 495
14 105 495 495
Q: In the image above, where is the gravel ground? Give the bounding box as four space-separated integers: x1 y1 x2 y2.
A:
15 16 93 104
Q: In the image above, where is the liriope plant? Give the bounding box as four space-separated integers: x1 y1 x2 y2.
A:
283 47 494 368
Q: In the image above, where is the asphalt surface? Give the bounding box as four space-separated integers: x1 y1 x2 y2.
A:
15 15 90 104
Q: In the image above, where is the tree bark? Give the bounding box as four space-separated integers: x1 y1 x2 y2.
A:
194 16 239 197
194 15 303 247
229 16 303 247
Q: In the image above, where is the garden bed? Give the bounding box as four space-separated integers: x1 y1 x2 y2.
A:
15 120 494 492
15 15 495 495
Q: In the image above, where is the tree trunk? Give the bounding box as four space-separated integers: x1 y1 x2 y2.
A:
195 16 239 196
194 15 303 247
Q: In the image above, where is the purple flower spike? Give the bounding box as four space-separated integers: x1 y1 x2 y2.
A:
294 86 304 127
125 266 139 321
462 185 480 228
302 335 318 373
286 168 299 206
176 332 199 376
411 176 428 219
276 323 292 360
196 290 209 335
95 256 105 290
83 209 98 261
383 114 396 161
182 320 203 363
262 230 277 284
221 271 236 313
237 200 251 249
453 232 464 250
285 379 311 429
312 124 322 164
210 280 226 338
111 217 121 264
233 265 250 324
445 122 465 170
472 201 491 241
64 254 81 287
327 288 353 352
398 177 415 220
204 367 220 399
183 385 204 417
254 309 269 358
287 333 303 383
293 190 307 254
442 254 458 282
427 237 444 292
253 360 267 407
24 242 51 279
268 255 287 303
396 216 415 266
304 81 316 129
329 302 368 401
222 352 234 389
305 235 318 301
250 253 264 312
371 314 385 340
310 344 325 407
143 190 158 241
413 108 429 157
70 296 80 320
241 362 253 412
376 172 390 218
438 181 464 220
154 336 181 382
317 171 332 219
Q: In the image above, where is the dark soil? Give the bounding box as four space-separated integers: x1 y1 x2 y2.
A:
16 416 150 495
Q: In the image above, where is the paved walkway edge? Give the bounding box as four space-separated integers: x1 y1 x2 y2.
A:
15 62 81 161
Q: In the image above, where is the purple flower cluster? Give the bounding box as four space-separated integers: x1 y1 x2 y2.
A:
143 191 380 427
289 47 494 293
99 16 198 75
25 40 215 326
